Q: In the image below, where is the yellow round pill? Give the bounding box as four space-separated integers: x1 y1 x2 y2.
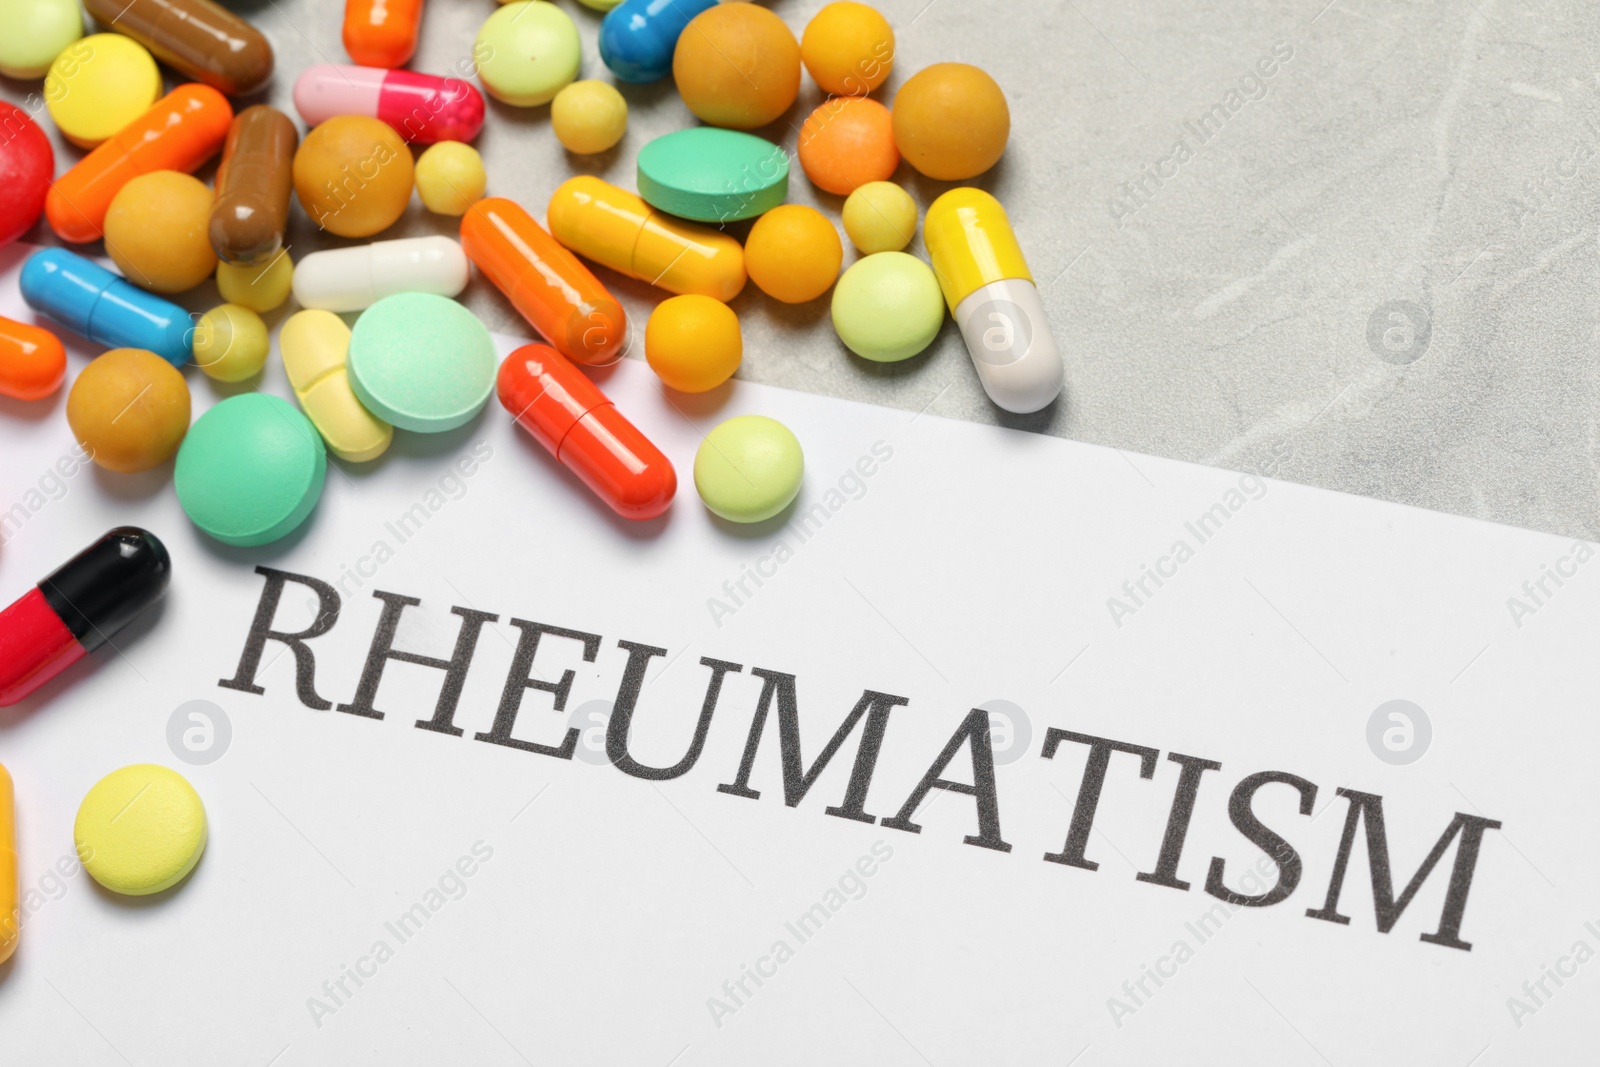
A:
414 141 487 216
45 34 162 148
645 294 742 392
195 304 269 382
216 252 294 312
551 80 628 155
75 764 206 896
842 181 918 255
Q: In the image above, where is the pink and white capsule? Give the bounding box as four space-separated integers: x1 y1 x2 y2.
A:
293 64 485 145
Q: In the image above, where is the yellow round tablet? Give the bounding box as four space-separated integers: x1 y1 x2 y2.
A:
216 252 294 312
45 34 162 149
75 764 207 896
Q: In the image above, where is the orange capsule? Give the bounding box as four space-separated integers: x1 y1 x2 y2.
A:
0 316 66 401
343 0 424 69
460 197 627 368
46 84 233 245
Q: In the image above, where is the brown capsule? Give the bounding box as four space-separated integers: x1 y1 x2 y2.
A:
84 0 274 97
209 105 298 266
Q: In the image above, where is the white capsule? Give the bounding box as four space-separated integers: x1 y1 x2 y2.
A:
953 278 1064 415
291 236 470 312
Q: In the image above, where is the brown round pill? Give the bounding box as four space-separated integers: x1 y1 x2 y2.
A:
210 105 298 266
293 116 414 239
82 0 274 97
67 348 192 473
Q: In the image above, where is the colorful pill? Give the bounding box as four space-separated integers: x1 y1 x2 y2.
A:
0 103 53 247
499 343 676 520
547 176 746 303
20 249 193 368
292 236 470 313
82 0 274 96
599 0 717 83
46 84 232 245
343 0 423 69
924 188 1063 414
459 197 625 367
210 105 299 267
0 763 14 963
0 315 66 401
0 527 170 707
281 310 393 463
294 64 485 145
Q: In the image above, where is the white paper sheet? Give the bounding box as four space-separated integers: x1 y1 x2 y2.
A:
0 242 1594 1065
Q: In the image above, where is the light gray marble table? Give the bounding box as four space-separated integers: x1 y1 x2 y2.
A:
5 0 1595 539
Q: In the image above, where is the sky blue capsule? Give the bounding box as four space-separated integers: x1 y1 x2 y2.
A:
599 0 718 84
19 249 192 368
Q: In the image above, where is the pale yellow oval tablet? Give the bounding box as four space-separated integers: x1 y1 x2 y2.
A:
281 309 394 463
75 764 206 896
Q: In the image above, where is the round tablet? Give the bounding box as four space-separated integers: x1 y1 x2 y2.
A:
216 252 294 312
843 181 917 254
695 415 804 523
104 171 219 294
67 348 191 473
175 393 327 546
831 252 944 362
745 205 842 304
637 127 788 222
0 0 83 80
348 293 498 433
415 141 487 215
194 304 269 382
646 294 742 392
891 62 1010 181
475 1 581 107
75 765 206 896
552 80 628 155
0 102 52 246
673 4 801 129
46 35 161 148
801 2 894 96
798 96 898 196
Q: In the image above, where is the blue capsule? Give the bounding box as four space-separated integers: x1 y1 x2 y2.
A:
20 249 192 368
599 0 718 84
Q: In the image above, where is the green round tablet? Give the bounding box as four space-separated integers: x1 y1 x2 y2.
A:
694 415 804 523
347 293 498 434
475 1 581 107
637 127 790 223
831 252 945 362
175 393 326 547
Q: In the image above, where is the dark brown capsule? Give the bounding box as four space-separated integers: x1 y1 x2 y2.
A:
84 0 275 97
209 105 298 266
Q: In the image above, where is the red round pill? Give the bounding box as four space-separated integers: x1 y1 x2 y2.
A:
0 104 54 247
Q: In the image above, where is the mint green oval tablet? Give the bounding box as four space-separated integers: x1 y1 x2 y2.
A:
831 252 945 362
694 415 804 523
175 394 326 547
637 127 789 223
348 293 498 434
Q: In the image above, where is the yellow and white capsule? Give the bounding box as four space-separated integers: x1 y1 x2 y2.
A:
924 189 1063 414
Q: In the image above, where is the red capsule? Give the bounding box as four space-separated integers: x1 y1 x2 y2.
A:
498 344 675 520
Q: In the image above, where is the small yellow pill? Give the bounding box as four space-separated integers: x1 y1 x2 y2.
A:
843 181 918 255
414 141 487 216
645 294 742 393
46 35 162 148
552 80 628 155
75 765 206 896
194 304 269 382
216 251 295 313
281 309 394 462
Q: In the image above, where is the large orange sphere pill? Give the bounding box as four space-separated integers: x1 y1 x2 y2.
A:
67 348 191 472
103 172 218 294
801 2 893 96
798 96 898 196
292 116 414 238
673 3 801 130
891 62 1010 181
746 205 842 304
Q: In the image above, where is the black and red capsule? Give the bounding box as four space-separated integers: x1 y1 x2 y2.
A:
0 527 170 706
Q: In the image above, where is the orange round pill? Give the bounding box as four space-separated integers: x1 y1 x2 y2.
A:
746 205 842 304
67 348 191 472
103 171 218 294
292 116 414 239
800 2 894 96
673 3 801 130
891 63 1010 181
797 96 898 196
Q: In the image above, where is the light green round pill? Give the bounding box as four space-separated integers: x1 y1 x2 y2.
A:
637 127 789 223
175 394 327 547
694 415 804 524
831 252 945 362
0 0 83 80
475 1 581 107
348 293 498 434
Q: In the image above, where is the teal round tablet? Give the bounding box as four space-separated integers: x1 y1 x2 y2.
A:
174 394 326 547
347 293 498 434
830 252 945 362
637 127 789 223
694 415 804 523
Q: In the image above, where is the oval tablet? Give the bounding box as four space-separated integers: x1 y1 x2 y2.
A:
694 415 804 523
348 293 497 433
637 127 789 224
282 310 394 463
75 764 205 896
292 236 470 313
175 393 327 546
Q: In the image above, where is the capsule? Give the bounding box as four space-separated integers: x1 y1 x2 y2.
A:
547 177 745 303
343 0 422 69
47 84 232 245
0 527 170 707
292 236 468 314
599 0 718 83
82 0 273 96
210 106 298 267
0 316 67 401
0 763 14 964
923 189 1063 414
281 310 393 463
499 343 676 520
21 249 192 368
461 198 626 367
294 64 485 145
